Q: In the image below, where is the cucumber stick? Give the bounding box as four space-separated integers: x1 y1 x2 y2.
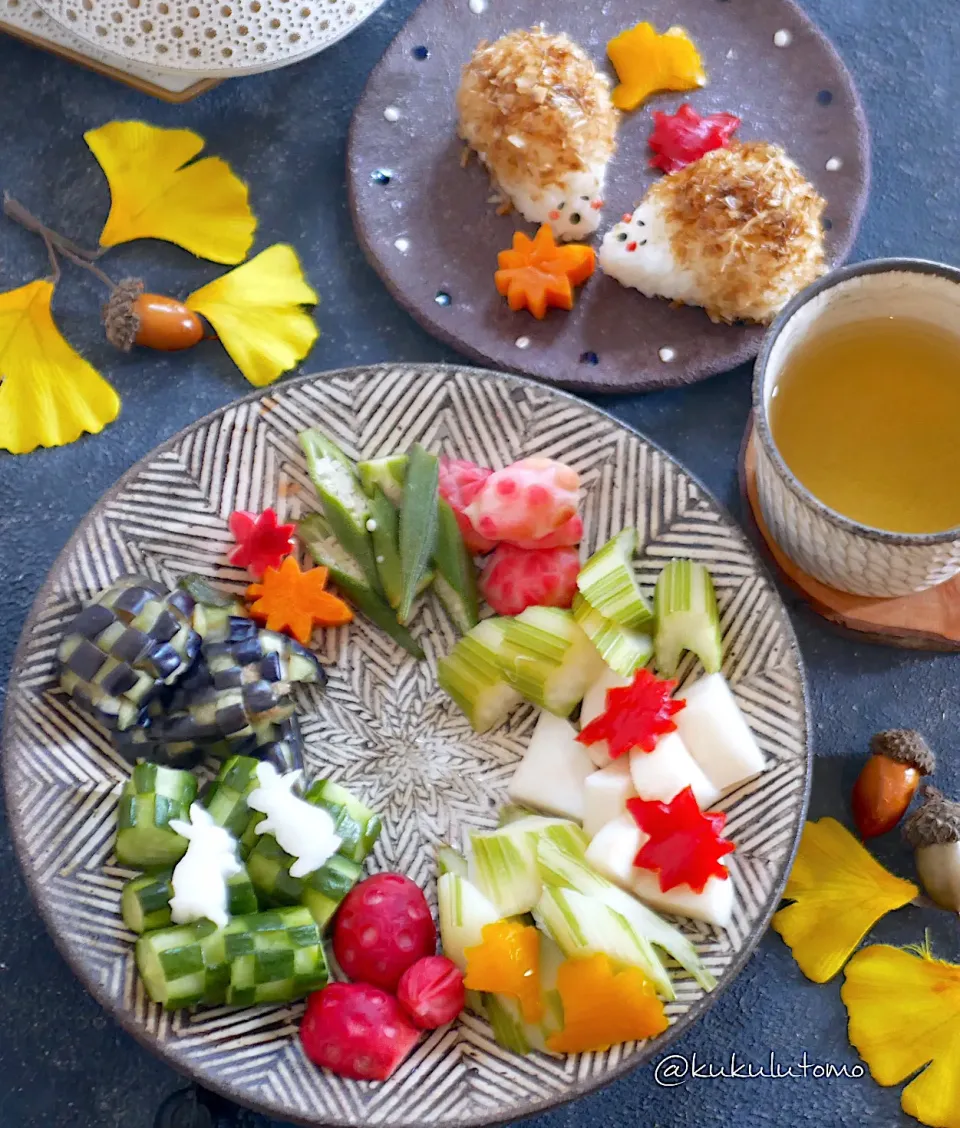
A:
433 500 479 634
437 619 522 733
536 831 715 991
534 885 674 1000
136 905 327 1009
116 764 197 870
358 455 408 507
398 444 440 624
572 593 653 678
121 866 258 935
654 559 722 676
299 430 382 594
299 513 425 659
577 529 653 630
201 755 261 838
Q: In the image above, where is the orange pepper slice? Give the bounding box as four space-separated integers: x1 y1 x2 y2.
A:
247 556 352 644
607 22 705 112
464 921 543 1022
546 953 669 1054
494 225 596 320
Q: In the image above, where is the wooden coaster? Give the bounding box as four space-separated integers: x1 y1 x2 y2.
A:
741 420 960 650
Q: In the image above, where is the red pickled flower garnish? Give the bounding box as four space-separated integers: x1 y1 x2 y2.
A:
228 508 296 577
627 787 735 894
576 668 684 759
648 103 741 174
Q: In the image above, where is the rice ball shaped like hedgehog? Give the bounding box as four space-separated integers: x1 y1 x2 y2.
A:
599 141 827 324
457 27 619 241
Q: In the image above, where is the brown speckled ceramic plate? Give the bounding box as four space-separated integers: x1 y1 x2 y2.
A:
348 0 870 392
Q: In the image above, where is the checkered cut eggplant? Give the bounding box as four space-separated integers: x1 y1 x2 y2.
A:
250 715 306 777
58 576 201 731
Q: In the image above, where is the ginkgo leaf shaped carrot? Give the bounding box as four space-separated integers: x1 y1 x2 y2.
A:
771 818 918 984
247 556 352 644
842 942 960 1128
495 225 596 320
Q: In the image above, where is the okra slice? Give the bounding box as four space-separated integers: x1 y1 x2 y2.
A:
299 429 382 593
433 498 479 634
398 444 440 624
367 486 405 609
358 455 408 507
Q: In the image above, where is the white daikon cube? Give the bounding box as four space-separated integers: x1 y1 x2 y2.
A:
508 711 595 821
583 759 637 840
676 673 766 793
628 732 720 809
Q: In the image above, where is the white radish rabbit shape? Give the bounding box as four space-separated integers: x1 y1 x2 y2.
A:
248 763 341 879
168 804 243 928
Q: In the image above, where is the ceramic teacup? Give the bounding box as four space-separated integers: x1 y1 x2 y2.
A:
752 258 960 598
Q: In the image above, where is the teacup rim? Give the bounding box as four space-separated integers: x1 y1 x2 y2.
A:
753 256 960 547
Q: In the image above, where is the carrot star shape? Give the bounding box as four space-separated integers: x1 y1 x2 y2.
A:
247 556 352 644
547 953 668 1054
842 942 960 1128
577 668 684 759
607 22 705 112
494 224 596 320
229 508 296 577
771 818 918 984
627 786 734 893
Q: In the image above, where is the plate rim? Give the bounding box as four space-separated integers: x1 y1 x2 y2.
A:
2 362 812 1128
346 0 872 393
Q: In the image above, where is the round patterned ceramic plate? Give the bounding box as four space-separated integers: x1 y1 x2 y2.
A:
3 365 810 1127
34 0 388 75
348 0 869 392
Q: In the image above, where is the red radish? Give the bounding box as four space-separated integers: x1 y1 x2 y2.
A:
300 982 420 1081
480 544 581 616
508 513 583 550
438 457 496 554
397 956 466 1029
333 874 437 991
465 457 580 547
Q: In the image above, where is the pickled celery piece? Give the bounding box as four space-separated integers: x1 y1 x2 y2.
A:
500 607 605 717
576 529 653 629
437 619 522 733
572 593 653 678
654 559 722 676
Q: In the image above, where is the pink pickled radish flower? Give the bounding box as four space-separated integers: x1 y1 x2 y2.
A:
438 457 496 554
465 457 580 547
480 544 581 616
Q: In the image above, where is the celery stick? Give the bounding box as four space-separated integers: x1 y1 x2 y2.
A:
577 529 653 630
572 593 653 678
654 559 722 676
437 844 469 878
497 804 535 828
437 872 501 972
469 828 542 917
500 608 605 717
437 619 522 732
534 885 674 1000
398 445 440 624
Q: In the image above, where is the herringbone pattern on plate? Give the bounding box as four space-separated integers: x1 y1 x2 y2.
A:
3 365 809 1128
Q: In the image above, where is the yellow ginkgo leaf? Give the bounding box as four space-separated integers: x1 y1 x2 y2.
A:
0 280 120 455
85 121 256 264
842 943 960 1128
770 818 918 983
186 244 319 388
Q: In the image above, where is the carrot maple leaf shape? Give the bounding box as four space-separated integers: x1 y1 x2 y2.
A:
627 786 735 893
247 556 352 644
577 668 684 758
229 508 296 577
494 224 595 319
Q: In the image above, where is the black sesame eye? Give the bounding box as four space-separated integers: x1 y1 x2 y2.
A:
638 239 647 246
557 202 565 211
569 212 581 225
636 219 645 226
580 195 590 201
617 232 628 241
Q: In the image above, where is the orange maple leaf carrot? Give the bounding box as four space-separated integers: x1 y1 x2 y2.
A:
494 224 596 319
247 556 352 644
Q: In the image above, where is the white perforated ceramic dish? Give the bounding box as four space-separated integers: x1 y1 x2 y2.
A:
4 365 811 1127
34 0 388 75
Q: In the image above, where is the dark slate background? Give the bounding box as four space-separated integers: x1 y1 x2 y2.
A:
0 0 958 1124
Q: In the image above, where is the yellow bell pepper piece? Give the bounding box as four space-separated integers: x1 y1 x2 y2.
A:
547 953 668 1054
464 921 543 1022
607 23 706 112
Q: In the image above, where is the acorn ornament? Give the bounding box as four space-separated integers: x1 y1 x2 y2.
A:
903 787 960 912
850 729 935 839
103 278 205 352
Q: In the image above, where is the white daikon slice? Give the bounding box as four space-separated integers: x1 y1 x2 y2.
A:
583 759 636 840
676 673 766 792
628 732 720 809
584 812 642 886
508 711 595 821
631 867 735 929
